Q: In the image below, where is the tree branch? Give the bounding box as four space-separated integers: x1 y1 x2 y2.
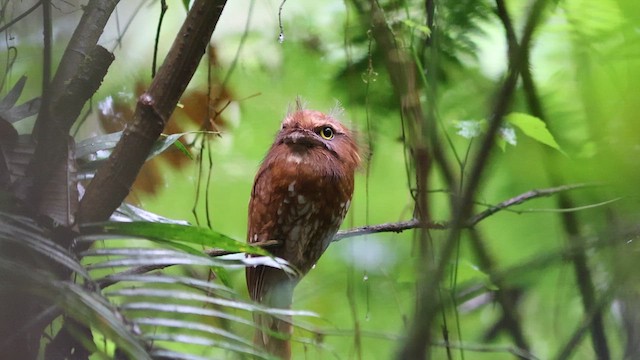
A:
78 0 228 224
334 183 593 241
46 0 119 105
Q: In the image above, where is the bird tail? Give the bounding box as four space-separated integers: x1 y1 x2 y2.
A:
252 278 295 359
253 312 292 359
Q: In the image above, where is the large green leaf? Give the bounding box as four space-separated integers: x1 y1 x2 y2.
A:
82 222 269 256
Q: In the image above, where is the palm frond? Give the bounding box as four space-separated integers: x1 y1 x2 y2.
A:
77 223 310 359
1 211 308 359
0 213 151 359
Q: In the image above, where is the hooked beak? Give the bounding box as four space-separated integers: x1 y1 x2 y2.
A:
280 129 323 148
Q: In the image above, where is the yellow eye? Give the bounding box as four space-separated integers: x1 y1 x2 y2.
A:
319 126 334 140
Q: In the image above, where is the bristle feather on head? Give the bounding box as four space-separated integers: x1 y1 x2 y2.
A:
328 100 344 120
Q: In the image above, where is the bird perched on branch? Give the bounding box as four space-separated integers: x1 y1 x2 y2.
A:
246 99 360 359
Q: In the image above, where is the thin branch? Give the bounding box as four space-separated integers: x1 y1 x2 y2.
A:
557 193 611 359
335 219 437 240
465 183 594 225
151 0 168 78
97 264 172 289
41 0 52 112
335 183 594 241
277 0 287 43
0 0 42 34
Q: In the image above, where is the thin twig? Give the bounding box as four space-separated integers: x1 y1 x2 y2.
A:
277 0 287 43
335 219 441 240
97 264 172 289
465 183 595 225
0 0 42 34
335 183 595 241
152 0 168 78
40 0 52 132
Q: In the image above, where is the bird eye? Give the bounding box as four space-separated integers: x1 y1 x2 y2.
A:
319 126 335 140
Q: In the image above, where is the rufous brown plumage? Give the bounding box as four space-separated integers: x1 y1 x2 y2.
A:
246 100 360 359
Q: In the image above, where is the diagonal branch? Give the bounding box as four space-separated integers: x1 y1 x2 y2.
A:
78 0 228 225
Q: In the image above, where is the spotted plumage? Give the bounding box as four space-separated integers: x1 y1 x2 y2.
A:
246 100 360 358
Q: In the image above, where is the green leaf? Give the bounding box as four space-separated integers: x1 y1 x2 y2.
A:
455 261 499 291
172 138 193 160
150 133 192 160
82 222 267 256
144 333 265 359
82 248 246 270
0 76 27 111
401 19 431 38
506 113 563 152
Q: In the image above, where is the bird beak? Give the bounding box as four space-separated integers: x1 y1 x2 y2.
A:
281 129 323 148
